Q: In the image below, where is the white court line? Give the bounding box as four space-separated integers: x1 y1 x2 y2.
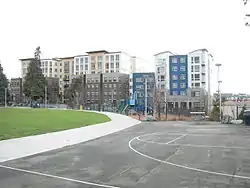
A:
165 134 187 144
137 138 250 150
0 164 120 188
129 134 250 180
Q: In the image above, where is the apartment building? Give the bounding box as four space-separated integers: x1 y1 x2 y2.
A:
73 50 137 75
70 72 129 110
129 72 155 112
9 78 23 104
154 49 213 113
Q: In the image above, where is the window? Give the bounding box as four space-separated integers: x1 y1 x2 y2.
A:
91 56 95 62
85 64 88 71
195 91 200 97
180 83 186 88
105 63 109 69
49 61 52 66
180 57 186 63
45 61 48 66
116 62 119 69
180 66 186 71
172 57 177 63
105 55 109 62
195 65 200 72
194 56 200 63
111 63 114 69
180 91 186 96
180 74 186 80
109 84 112 88
80 58 84 64
136 78 143 82
76 65 79 71
160 75 165 81
98 56 102 62
76 58 79 64
49 68 52 73
157 67 161 74
113 77 117 82
195 83 200 87
110 55 114 62
85 57 88 63
172 75 178 80
172 83 178 88
172 66 178 71
55 62 57 66
173 91 178 95
191 66 194 72
115 55 120 61
60 69 62 72
136 85 144 89
195 74 200 81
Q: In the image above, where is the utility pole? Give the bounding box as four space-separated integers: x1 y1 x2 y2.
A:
45 85 47 108
4 88 7 108
215 63 222 121
165 91 168 120
145 78 147 116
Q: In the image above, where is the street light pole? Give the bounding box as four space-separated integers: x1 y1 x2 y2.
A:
145 78 147 116
4 88 7 108
215 63 222 121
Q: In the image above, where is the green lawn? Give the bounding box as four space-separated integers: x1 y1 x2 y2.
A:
0 108 111 140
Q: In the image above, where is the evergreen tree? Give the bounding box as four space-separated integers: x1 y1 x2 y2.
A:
210 94 220 121
23 47 47 101
0 63 8 105
239 105 246 120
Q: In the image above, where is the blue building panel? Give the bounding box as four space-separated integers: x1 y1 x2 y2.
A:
129 72 155 111
169 55 188 95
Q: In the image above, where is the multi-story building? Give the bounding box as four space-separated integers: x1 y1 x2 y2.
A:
70 72 129 110
9 78 23 104
154 49 213 113
73 50 137 75
188 49 213 94
129 72 155 112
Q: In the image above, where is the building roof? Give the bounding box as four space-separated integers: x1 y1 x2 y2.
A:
154 51 174 56
19 58 33 61
73 55 88 57
86 50 109 54
57 56 75 60
188 48 208 54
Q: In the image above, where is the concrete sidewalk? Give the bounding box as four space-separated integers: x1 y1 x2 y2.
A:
0 111 141 163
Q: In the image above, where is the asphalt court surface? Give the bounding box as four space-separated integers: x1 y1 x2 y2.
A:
1 121 250 187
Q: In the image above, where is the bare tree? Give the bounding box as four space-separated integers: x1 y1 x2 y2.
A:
153 87 163 120
243 0 250 26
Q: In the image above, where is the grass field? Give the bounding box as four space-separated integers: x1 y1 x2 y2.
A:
0 108 111 140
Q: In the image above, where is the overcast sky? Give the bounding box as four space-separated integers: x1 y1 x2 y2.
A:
0 0 249 94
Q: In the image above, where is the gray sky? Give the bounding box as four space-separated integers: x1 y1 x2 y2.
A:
0 0 249 94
